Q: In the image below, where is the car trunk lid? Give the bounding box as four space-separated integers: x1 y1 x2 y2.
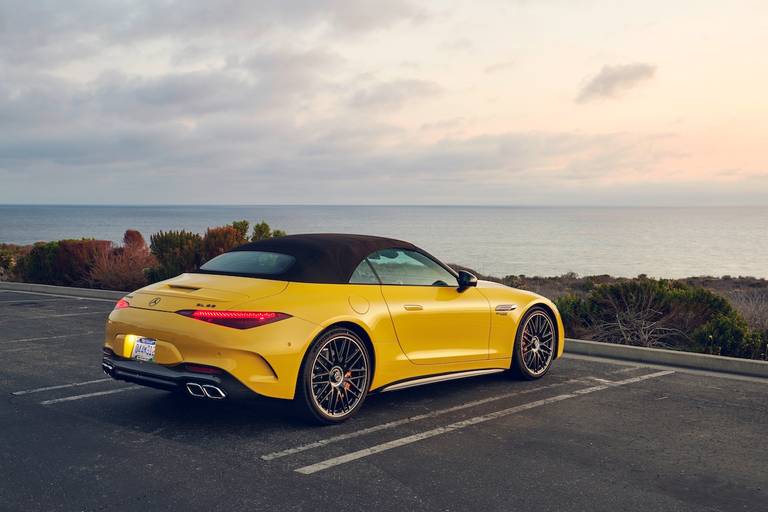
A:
128 273 288 312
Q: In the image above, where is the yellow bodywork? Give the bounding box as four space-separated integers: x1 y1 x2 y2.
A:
105 273 565 400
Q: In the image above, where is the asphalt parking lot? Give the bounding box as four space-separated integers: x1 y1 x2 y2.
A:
1 289 766 511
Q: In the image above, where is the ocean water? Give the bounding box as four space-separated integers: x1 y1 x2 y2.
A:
0 205 766 279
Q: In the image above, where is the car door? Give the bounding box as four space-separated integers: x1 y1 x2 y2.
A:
365 249 491 365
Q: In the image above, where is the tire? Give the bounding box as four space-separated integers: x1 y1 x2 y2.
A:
295 327 372 425
509 306 556 380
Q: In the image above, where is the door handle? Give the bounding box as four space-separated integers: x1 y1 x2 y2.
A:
404 304 424 311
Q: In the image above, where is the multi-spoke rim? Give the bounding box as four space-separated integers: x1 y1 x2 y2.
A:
520 311 555 376
310 334 368 418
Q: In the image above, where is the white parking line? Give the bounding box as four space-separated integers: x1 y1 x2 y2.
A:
35 311 109 318
294 370 674 475
12 378 112 395
262 377 591 461
0 332 95 345
610 365 644 374
40 386 142 405
0 298 70 304
0 289 117 302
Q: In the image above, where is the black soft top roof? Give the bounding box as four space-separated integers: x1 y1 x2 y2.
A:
227 233 423 284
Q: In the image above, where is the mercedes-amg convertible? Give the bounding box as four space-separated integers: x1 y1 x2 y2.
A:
102 234 564 423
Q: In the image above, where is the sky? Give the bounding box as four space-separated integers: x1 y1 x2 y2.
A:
1 0 767 206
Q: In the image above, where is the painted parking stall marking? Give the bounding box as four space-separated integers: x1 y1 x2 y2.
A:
294 370 674 475
12 378 113 396
39 386 143 405
0 332 95 345
262 377 592 461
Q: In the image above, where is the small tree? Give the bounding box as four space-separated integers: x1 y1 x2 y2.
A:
231 220 250 242
89 230 157 290
202 226 242 262
148 230 202 281
251 221 287 241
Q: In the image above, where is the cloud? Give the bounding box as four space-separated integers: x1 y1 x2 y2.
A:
348 79 441 110
576 63 656 103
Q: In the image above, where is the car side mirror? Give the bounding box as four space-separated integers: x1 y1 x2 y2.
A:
457 270 478 291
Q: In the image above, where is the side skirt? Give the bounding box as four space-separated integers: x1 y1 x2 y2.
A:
378 368 506 393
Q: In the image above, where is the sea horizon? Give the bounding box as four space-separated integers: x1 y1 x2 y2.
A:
2 204 767 279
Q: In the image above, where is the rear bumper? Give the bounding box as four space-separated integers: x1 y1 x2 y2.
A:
102 348 255 399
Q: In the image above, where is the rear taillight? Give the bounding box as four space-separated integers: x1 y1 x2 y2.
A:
176 310 291 329
115 298 130 310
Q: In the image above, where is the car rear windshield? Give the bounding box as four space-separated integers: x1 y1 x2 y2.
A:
197 251 296 277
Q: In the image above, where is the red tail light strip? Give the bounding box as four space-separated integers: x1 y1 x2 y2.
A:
176 310 291 329
115 298 130 310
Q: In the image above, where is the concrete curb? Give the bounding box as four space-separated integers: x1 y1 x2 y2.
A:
0 281 126 300
566 338 768 379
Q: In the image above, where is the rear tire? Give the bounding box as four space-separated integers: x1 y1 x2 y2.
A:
509 307 556 380
295 327 371 425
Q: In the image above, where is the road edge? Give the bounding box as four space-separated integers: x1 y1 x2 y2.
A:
566 338 767 379
0 281 125 300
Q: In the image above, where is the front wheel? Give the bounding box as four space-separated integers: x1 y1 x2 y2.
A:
510 307 556 379
295 328 371 424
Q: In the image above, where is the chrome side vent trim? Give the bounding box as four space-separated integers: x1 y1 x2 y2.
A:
495 304 518 315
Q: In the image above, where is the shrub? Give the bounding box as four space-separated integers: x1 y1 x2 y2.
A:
16 239 110 286
16 241 60 284
148 230 202 282
202 226 244 262
89 230 157 291
231 220 250 241
0 243 29 281
251 221 286 241
693 314 759 359
123 229 146 249
561 278 756 358
55 239 113 286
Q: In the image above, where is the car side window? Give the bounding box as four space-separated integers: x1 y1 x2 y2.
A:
366 249 458 287
349 259 380 284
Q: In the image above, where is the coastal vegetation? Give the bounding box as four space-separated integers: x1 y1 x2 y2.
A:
1 222 765 361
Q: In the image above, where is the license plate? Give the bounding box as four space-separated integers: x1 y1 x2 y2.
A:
131 337 156 362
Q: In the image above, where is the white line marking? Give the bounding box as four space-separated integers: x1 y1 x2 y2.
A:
0 289 118 302
588 377 621 385
610 365 643 374
40 386 142 405
262 377 590 461
12 378 112 395
34 311 109 319
0 298 71 304
0 331 95 345
294 370 674 474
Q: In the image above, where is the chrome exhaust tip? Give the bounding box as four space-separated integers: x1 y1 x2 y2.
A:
102 361 114 377
185 382 206 398
202 384 226 400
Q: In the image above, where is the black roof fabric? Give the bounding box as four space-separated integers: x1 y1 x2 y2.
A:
229 233 420 284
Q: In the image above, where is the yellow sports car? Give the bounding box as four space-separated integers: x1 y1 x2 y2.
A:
103 234 564 423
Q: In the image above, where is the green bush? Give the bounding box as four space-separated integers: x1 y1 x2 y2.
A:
148 230 202 282
16 241 59 284
231 220 250 241
251 221 286 241
561 278 756 358
16 239 110 286
0 243 29 280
